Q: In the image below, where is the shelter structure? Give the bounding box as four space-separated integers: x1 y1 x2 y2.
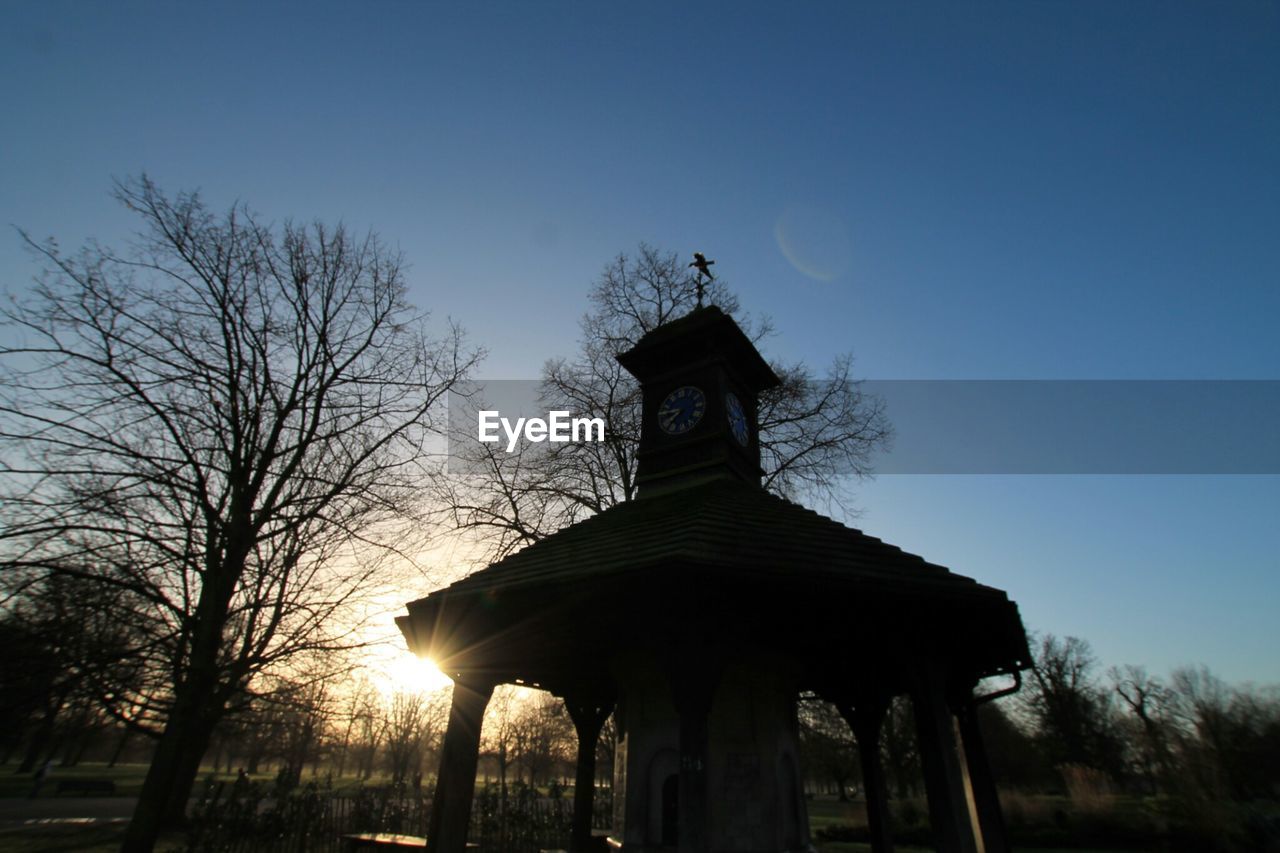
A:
398 306 1030 853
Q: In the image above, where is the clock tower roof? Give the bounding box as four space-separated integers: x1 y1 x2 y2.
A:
616 306 780 393
615 306 781 495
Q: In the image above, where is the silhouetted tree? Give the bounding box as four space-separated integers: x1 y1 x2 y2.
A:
384 689 449 786
0 574 137 771
482 686 523 803
1166 665 1280 802
332 676 383 779
1020 634 1124 780
596 712 617 788
798 698 860 800
0 610 61 767
1109 664 1176 793
0 177 477 852
974 700 1046 789
880 695 921 799
436 243 890 561
514 692 572 786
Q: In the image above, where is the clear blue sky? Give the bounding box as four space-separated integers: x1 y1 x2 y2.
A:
3 2 1277 684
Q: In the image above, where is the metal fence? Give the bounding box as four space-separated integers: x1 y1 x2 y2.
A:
183 777 612 852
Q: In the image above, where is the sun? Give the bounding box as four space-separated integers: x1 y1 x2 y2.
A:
380 652 454 695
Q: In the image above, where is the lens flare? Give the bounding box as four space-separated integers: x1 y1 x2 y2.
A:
773 204 853 282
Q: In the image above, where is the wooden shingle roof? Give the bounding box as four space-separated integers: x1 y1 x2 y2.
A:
399 478 1029 693
411 478 1005 603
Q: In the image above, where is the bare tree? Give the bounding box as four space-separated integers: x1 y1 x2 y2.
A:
1109 664 1176 792
272 675 334 788
351 686 388 781
384 689 449 786
0 573 138 772
513 692 573 787
481 686 523 803
1019 634 1123 778
798 698 860 800
0 177 477 851
880 694 921 800
332 676 383 779
596 712 617 789
437 243 890 561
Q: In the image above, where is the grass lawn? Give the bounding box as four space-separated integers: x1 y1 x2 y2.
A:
0 823 184 853
804 795 1145 853
0 764 151 799
0 768 1190 852
817 847 1140 853
814 844 931 853
0 762 370 799
807 796 868 830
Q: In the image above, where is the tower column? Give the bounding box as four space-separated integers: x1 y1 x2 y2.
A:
667 649 720 853
837 697 894 853
954 695 1009 853
565 693 615 853
427 677 494 853
675 686 713 853
910 666 979 853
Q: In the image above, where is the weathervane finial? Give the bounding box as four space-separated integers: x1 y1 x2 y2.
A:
689 252 716 308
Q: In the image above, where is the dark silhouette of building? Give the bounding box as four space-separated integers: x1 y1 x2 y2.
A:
399 306 1030 853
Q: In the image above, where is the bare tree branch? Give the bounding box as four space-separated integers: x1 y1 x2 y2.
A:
0 176 479 851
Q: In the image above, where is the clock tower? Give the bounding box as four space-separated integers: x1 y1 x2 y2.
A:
403 301 1030 853
617 305 780 496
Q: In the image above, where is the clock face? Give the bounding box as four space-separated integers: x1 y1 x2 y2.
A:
725 391 749 447
658 385 706 435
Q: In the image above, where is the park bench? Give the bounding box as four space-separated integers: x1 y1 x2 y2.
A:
54 778 116 796
342 834 426 851
341 834 482 852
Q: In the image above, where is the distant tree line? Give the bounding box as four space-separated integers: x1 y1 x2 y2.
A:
8 594 1276 812
3 551 1276 848
798 632 1280 845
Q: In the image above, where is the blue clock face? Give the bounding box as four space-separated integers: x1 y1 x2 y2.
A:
725 392 749 446
658 385 706 435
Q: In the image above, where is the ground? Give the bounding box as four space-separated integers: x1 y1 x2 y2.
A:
0 764 1179 852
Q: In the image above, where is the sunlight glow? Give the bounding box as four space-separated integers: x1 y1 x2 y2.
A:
379 653 454 695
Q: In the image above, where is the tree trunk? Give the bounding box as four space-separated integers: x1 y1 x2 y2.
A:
121 696 218 851
162 721 215 826
108 730 131 768
122 712 199 853
121 563 234 853
69 732 92 766
17 709 58 773
335 731 350 778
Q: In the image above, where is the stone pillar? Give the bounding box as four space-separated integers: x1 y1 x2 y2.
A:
427 678 494 853
676 689 712 853
910 668 979 853
837 698 894 853
565 694 615 853
668 655 718 853
954 697 1009 853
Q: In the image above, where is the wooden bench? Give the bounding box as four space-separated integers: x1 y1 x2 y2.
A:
342 834 426 851
341 834 481 852
54 779 117 796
